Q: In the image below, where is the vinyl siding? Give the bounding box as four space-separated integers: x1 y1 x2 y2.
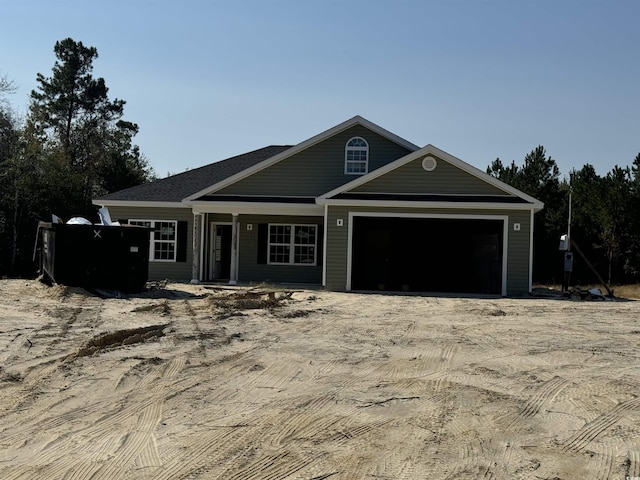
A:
237 214 323 285
350 156 508 195
325 205 533 295
216 125 413 197
105 206 194 282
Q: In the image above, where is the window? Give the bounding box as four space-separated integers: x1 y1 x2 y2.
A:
345 137 369 174
129 220 178 262
268 224 317 265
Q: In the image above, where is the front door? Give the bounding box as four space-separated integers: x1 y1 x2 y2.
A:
209 224 232 280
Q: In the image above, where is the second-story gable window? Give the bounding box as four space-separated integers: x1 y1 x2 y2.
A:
345 137 369 175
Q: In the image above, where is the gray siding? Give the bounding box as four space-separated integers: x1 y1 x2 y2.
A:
325 205 533 295
505 210 532 294
106 206 194 282
216 125 413 197
351 156 507 195
237 214 323 285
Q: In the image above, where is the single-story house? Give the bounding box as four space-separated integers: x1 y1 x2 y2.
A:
94 116 543 295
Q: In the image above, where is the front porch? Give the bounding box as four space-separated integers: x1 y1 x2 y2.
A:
189 212 325 287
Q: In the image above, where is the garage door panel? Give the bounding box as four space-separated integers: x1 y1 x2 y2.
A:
351 217 503 294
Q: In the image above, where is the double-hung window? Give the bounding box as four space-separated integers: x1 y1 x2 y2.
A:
268 224 317 265
129 220 177 262
345 137 369 174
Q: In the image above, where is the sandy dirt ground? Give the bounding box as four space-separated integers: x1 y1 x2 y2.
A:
0 279 639 480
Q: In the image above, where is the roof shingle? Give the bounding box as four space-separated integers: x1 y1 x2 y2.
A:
95 145 292 203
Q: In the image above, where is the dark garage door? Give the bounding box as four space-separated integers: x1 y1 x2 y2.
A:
351 216 503 294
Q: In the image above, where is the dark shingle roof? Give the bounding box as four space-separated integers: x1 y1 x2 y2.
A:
96 145 293 203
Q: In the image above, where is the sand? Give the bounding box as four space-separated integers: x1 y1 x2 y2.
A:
0 279 639 479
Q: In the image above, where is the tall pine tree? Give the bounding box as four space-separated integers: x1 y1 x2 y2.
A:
29 38 152 218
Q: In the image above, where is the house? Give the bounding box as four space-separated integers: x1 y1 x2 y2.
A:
94 116 543 296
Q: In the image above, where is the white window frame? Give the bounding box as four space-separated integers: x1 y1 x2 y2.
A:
129 219 178 262
267 223 318 266
345 136 369 175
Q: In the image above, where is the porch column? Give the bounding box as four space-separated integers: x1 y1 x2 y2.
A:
228 214 239 285
190 213 202 284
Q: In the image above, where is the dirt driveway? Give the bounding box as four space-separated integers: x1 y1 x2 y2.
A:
0 279 639 479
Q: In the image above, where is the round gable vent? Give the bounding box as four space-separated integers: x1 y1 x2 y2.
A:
422 155 437 171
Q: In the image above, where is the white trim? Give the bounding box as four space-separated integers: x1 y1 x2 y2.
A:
529 209 535 293
191 213 201 284
347 191 514 198
322 203 328 287
129 219 178 262
267 223 318 266
183 115 420 202
94 200 186 209
198 213 205 282
229 215 239 285
502 219 509 297
208 221 233 280
345 211 508 296
344 136 369 175
321 199 538 211
188 201 324 216
346 214 354 291
318 144 544 211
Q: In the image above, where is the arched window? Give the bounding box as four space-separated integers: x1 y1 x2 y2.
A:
345 137 368 174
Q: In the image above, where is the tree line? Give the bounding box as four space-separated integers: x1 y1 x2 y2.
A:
2 38 639 287
487 147 640 287
0 38 154 276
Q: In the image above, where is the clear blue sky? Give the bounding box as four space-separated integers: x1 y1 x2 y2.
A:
1 0 639 178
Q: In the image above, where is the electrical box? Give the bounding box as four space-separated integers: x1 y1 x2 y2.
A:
564 251 574 272
559 234 569 251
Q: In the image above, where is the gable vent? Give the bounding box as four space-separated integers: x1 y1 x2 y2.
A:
422 155 437 171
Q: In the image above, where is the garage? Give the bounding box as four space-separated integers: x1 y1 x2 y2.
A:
351 215 504 294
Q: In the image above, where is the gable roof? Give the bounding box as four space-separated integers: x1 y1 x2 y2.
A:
94 116 542 212
95 145 292 205
183 115 420 202
318 144 544 211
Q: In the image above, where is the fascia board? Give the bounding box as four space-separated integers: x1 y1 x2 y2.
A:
183 115 420 203
93 200 187 209
317 144 544 211
187 201 324 216
320 199 540 211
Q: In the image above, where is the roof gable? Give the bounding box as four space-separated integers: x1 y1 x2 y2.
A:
205 124 414 198
184 116 419 202
319 144 544 210
349 154 506 196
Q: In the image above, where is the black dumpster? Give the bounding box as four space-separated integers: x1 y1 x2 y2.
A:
37 222 152 293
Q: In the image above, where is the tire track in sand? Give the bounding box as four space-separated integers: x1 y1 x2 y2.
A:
218 451 314 480
507 375 569 429
29 359 200 478
153 426 252 480
625 442 640 479
563 397 640 453
445 440 494 480
590 440 616 480
89 399 164 479
450 377 569 480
